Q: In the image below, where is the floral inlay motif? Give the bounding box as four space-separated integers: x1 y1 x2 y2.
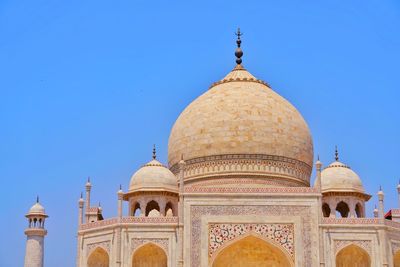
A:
208 223 294 259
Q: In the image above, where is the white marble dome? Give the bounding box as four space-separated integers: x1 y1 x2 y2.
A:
129 158 178 193
27 202 46 216
318 161 365 193
168 65 313 186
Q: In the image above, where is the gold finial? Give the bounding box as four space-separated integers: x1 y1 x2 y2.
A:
335 146 339 161
235 28 243 65
152 144 156 159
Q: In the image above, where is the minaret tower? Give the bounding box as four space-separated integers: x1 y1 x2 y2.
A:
24 197 48 267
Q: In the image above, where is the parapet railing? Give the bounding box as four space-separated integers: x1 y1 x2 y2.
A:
321 217 400 229
80 216 178 231
321 218 381 225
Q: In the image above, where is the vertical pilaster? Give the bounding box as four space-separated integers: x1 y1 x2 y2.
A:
177 157 186 267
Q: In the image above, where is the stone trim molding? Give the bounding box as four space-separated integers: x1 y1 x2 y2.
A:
208 223 294 261
80 216 178 231
322 218 380 225
209 76 271 89
131 238 169 255
334 240 372 256
185 186 318 194
170 154 312 186
86 240 111 257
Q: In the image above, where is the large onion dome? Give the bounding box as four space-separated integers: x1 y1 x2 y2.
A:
168 32 313 187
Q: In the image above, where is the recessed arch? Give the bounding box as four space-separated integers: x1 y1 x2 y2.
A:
394 250 400 267
132 242 167 267
87 247 109 267
336 244 370 267
212 234 293 267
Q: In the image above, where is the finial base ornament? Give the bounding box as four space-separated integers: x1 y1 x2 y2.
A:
235 28 243 65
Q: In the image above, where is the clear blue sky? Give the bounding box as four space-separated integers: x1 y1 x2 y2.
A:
1 1 399 266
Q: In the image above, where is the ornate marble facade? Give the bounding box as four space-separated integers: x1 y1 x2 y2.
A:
24 32 400 267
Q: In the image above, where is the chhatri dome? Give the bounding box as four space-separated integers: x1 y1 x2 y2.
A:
318 147 366 194
168 29 313 186
128 146 178 193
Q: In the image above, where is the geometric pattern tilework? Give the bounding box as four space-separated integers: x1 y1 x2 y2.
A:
334 240 372 256
191 205 312 267
209 223 294 259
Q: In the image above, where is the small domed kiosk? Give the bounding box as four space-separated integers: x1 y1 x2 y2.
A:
316 148 371 218
124 146 178 217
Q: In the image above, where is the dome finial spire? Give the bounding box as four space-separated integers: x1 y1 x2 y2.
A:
335 145 339 161
153 144 157 159
36 195 39 203
235 28 243 65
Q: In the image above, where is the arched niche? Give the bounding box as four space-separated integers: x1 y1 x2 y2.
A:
336 244 370 267
87 247 109 267
212 235 293 267
132 243 167 267
394 250 400 267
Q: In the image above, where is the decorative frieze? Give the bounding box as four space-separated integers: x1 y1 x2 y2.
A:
170 154 312 186
209 223 294 260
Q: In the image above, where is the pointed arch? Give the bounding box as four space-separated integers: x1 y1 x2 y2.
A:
211 234 293 267
165 201 174 217
322 203 331 217
336 201 350 218
87 247 109 267
145 200 160 217
336 244 370 267
132 242 167 267
394 250 400 267
355 203 363 218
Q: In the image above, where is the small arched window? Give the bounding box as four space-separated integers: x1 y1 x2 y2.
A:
145 200 160 217
336 201 350 218
322 203 331 217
